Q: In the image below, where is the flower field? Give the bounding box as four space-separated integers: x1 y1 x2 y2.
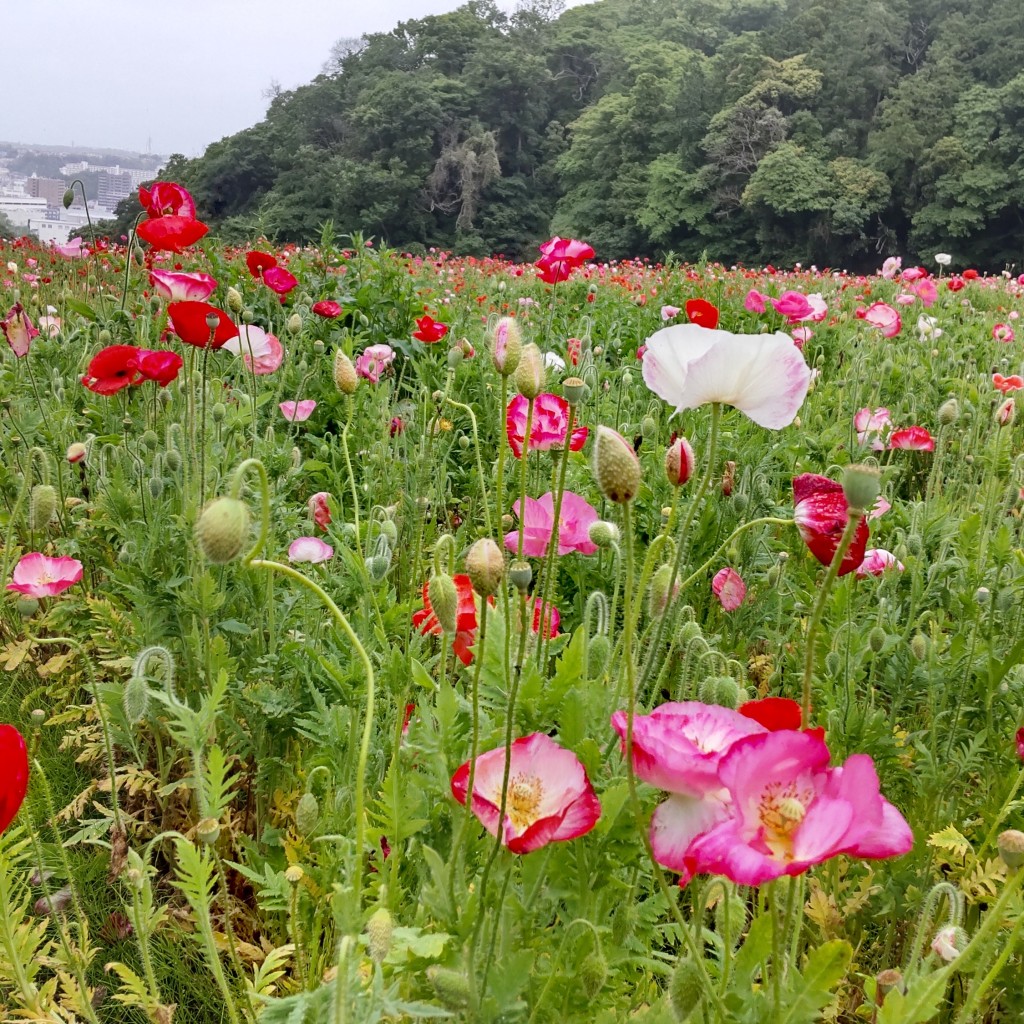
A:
2 189 1024 1023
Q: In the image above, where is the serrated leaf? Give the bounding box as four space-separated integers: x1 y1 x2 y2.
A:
778 939 852 1024
927 824 973 860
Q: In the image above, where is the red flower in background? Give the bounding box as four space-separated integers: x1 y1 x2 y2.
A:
139 182 196 219
0 725 28 834
889 426 935 451
136 182 208 253
535 236 594 284
413 574 483 665
246 251 278 277
81 345 142 394
792 473 868 576
312 300 343 319
167 302 239 348
685 298 720 329
413 314 449 343
263 265 298 296
135 349 183 386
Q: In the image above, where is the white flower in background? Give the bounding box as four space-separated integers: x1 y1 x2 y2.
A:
917 315 943 342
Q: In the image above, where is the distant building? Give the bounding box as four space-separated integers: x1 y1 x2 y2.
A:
25 175 68 207
97 169 133 208
0 193 47 227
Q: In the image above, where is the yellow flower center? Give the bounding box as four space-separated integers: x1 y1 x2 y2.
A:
506 774 543 831
758 781 811 861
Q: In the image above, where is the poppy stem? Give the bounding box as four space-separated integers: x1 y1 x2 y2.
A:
516 399 535 560
341 395 361 544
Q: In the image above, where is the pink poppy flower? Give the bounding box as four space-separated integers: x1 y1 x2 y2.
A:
901 266 926 282
993 374 1024 393
684 730 913 885
37 316 61 337
855 549 905 578
451 732 601 853
861 302 902 338
744 289 769 313
312 300 343 319
148 269 217 302
712 567 746 611
904 277 937 306
222 325 284 375
280 400 316 422
771 291 814 323
889 426 935 451
355 344 395 383
54 237 85 258
262 265 298 296
288 537 334 564
135 349 183 387
7 553 83 598
506 393 589 459
790 326 813 347
2 303 39 358
793 474 868 576
880 256 901 279
308 492 331 530
993 323 1015 343
1016 727 1024 762
804 294 828 322
895 293 917 306
641 324 811 430
868 495 891 521
504 491 599 557
853 407 891 449
660 305 681 321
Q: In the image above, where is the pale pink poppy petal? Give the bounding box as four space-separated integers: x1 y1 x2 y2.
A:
288 537 334 563
280 400 316 422
650 793 732 876
712 567 746 611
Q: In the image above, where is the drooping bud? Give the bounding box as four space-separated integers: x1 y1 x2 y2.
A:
648 564 679 618
427 573 459 634
997 829 1024 869
587 634 610 677
668 956 703 1022
514 343 545 399
842 463 881 515
29 484 57 531
721 459 736 496
295 792 319 835
868 626 887 653
578 952 608 998
66 442 88 464
665 437 695 487
997 398 1015 427
122 671 151 724
426 966 472 1011
910 633 928 661
491 316 522 376
62 188 75 209
588 521 620 548
366 907 394 964
465 538 504 597
592 426 641 504
195 497 250 564
225 286 243 313
938 398 959 425
333 350 358 394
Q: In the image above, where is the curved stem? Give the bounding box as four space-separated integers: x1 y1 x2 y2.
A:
120 213 145 312
443 395 493 539
340 396 361 544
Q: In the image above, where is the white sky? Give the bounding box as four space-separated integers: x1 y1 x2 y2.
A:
5 0 593 157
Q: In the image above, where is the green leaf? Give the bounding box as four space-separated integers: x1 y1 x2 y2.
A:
65 297 98 321
732 912 773 985
777 939 852 1024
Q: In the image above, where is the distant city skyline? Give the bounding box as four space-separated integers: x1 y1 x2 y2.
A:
7 0 594 158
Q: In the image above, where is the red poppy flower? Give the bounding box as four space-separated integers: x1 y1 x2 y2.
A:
685 298 720 329
994 373 1024 393
167 301 239 348
136 216 209 253
312 300 342 319
246 251 277 278
739 697 802 732
81 345 143 395
962 269 979 280
139 182 196 219
946 276 965 292
412 574 483 664
534 236 595 284
263 265 298 295
0 725 29 834
1017 727 1024 762
135 349 183 386
413 314 449 343
792 473 868 576
889 426 935 451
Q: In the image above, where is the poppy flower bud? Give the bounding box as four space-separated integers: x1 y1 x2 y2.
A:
98 329 112 345
669 956 702 1022
379 520 398 546
665 437 695 487
195 497 250 564
592 426 641 504
333 350 358 394
287 313 303 334
579 952 608 998
465 538 504 597
910 633 928 661
841 464 880 515
428 573 459 634
367 554 391 581
641 415 657 438
165 450 182 473
938 398 959 425
587 634 610 677
588 520 620 548
868 626 887 653
426 966 472 1011
508 559 532 593
295 792 319 835
196 818 221 845
648 564 679 618
997 398 1015 427
997 829 1024 869
447 346 464 370
515 343 545 399
721 460 736 496
366 907 394 964
122 671 151 724
491 316 522 376
62 188 75 209
931 925 968 963
875 969 905 1000
225 286 243 313
562 376 585 405
148 478 164 500
29 484 57 531
66 442 88 464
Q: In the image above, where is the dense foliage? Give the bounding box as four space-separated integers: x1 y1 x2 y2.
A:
105 0 1024 269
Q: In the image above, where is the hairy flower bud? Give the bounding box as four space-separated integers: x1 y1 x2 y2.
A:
842 464 881 515
122 671 151 724
333 350 358 394
29 484 57 531
491 316 522 376
997 398 1015 428
938 398 959 425
287 313 302 335
428 573 459 634
514 343 545 399
426 966 472 1010
295 792 319 835
579 952 608 998
587 634 611 677
665 437 695 487
997 828 1024 869
62 188 75 210
588 520 620 548
910 633 928 661
66 442 88 464
648 563 679 618
592 426 641 504
195 497 250 564
225 286 243 313
366 907 394 964
465 538 504 597
868 626 887 654
669 956 703 1022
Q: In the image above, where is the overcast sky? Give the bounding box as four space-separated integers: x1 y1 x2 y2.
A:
5 0 594 158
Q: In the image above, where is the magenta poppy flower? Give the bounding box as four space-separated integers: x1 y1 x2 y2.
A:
0 725 29 834
308 492 331 530
534 236 595 284
993 323 1015 343
901 266 927 282
1016 727 1024 762
149 269 217 302
853 407 891 449
793 474 868 576
8 553 83 598
288 537 334 564
504 491 599 557
451 732 601 854
263 265 298 296
2 303 39 358
712 567 746 611
744 289 769 313
222 325 283 375
855 549 905 578
135 349 183 387
280 400 316 422
889 426 935 451
505 393 589 459
641 324 811 430
861 302 902 338
771 291 814 323
683 730 913 885
312 300 343 319
355 344 395 383
139 182 197 219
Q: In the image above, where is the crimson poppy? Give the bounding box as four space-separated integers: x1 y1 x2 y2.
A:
246 251 278 278
413 314 449 343
81 345 143 395
139 182 196 219
135 349 183 386
312 300 343 319
136 216 209 253
685 298 720 329
792 473 868 576
167 302 239 348
0 725 28 834
263 265 298 295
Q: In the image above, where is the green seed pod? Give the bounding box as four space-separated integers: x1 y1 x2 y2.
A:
842 464 881 515
868 626 886 653
16 597 39 620
196 818 221 846
426 966 472 1011
165 449 182 473
592 426 642 504
295 792 319 835
668 956 702 1022
428 573 459 634
366 907 393 964
122 672 151 724
148 477 164 500
910 633 928 661
195 497 250 564
997 829 1024 869
29 484 57 531
578 952 607 998
508 559 532 593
